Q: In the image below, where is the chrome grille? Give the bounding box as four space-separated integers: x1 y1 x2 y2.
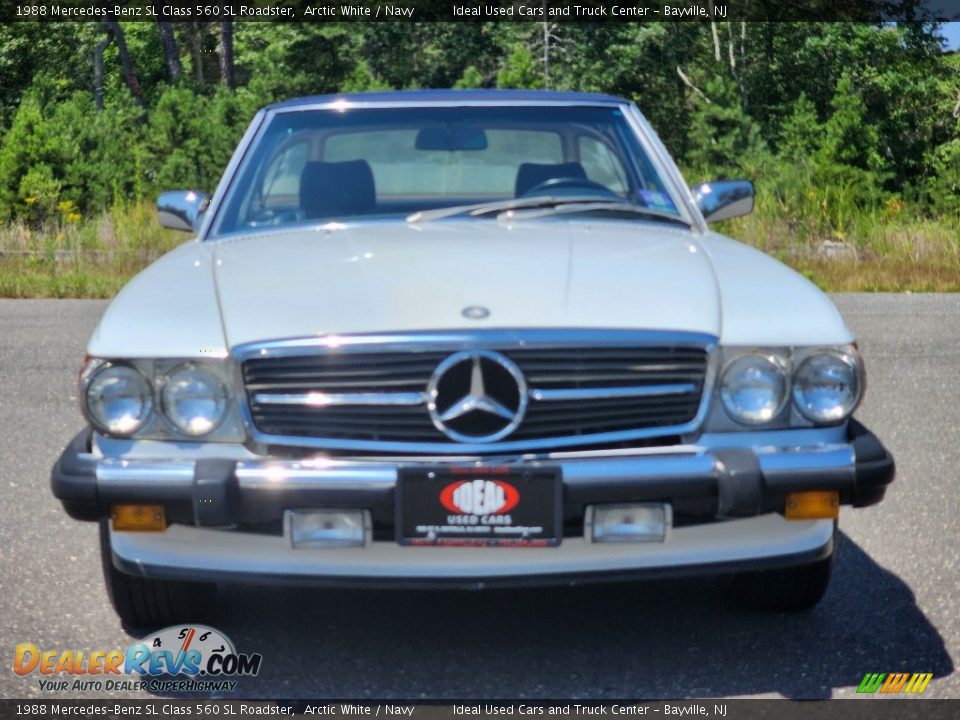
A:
240 332 712 452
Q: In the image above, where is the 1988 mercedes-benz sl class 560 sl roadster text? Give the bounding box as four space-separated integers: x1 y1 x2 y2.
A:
51 90 895 626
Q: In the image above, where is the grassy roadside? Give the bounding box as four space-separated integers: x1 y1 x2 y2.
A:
0 203 184 298
1 202 958 297
718 210 960 292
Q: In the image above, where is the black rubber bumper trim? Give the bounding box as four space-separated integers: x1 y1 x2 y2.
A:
849 418 896 507
193 459 237 527
50 428 99 521
111 529 835 589
713 449 764 517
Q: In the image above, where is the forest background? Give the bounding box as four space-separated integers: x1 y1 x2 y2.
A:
1 19 958 295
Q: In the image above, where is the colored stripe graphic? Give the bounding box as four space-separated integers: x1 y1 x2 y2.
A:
903 673 933 694
857 673 885 693
880 673 910 693
857 672 932 694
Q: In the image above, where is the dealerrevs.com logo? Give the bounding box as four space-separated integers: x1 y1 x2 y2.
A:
14 625 262 693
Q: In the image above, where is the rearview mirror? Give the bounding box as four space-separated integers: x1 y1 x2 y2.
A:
157 190 210 232
694 180 754 223
415 126 488 152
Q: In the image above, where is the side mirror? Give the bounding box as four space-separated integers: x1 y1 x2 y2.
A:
694 180 754 223
157 190 210 232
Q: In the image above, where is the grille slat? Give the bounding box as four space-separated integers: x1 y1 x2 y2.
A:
247 379 428 392
525 372 705 386
243 342 708 447
526 403 699 423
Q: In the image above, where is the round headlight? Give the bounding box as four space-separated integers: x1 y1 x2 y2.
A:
160 365 228 436
720 354 788 425
86 365 154 435
792 353 861 423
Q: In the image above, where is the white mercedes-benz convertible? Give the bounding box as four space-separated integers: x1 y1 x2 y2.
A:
51 90 894 626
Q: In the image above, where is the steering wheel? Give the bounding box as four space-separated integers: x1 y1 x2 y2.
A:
520 176 620 198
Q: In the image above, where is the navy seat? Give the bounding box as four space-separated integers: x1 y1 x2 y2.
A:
300 160 376 219
515 162 588 197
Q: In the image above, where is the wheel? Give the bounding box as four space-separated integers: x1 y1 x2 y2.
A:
728 550 835 613
99 520 216 628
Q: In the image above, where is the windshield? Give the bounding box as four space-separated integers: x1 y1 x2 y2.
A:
212 105 683 237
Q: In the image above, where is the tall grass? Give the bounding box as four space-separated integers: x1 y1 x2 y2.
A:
716 181 960 292
0 201 185 298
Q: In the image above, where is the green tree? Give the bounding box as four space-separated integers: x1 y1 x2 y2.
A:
685 73 767 177
496 43 543 89
814 73 889 201
923 135 960 217
453 65 485 89
778 93 821 163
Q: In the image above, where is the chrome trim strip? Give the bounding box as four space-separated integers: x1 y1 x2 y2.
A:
235 422 707 457
529 383 697 402
624 104 707 233
96 460 195 485
200 108 267 241
757 446 855 473
92 443 856 495
561 453 716 485
235 461 395 490
233 329 718 455
274 99 629 112
253 391 427 407
234 328 717 358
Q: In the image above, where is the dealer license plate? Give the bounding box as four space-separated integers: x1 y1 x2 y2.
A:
397 465 562 547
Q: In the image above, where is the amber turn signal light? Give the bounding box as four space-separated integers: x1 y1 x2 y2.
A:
111 504 166 532
785 491 839 520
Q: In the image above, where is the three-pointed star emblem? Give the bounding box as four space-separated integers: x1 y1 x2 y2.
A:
427 350 529 443
437 355 518 423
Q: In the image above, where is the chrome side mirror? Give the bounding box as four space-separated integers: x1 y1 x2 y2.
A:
694 180 754 223
157 190 210 232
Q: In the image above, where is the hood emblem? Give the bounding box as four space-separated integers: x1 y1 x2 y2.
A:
427 350 527 443
462 305 490 320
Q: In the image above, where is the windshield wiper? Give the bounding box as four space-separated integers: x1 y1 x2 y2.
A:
407 196 692 227
406 195 626 223
501 201 693 227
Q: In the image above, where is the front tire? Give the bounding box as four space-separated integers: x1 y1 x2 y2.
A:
99 520 216 628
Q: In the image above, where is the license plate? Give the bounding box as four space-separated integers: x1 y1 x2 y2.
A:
397 466 562 547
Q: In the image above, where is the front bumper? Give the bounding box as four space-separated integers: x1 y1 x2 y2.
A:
51 420 893 585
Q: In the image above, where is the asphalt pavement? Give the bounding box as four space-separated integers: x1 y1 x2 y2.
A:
0 294 957 699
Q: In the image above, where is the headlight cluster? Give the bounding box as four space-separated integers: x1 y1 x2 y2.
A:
719 349 862 426
83 361 230 438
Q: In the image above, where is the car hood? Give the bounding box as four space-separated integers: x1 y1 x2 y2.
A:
210 220 723 348
87 220 854 359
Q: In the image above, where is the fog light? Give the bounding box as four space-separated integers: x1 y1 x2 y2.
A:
585 503 671 544
285 509 371 548
112 504 166 532
785 491 839 520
